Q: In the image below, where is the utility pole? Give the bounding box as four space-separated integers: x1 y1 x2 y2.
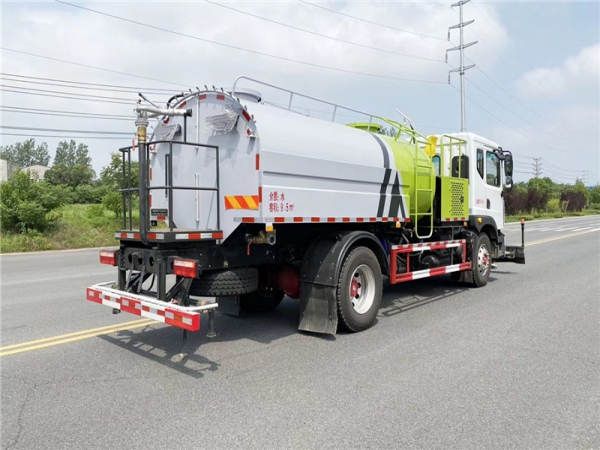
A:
447 0 477 132
532 157 542 178
581 170 589 186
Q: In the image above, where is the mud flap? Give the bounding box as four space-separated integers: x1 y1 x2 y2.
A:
298 232 388 335
298 238 339 335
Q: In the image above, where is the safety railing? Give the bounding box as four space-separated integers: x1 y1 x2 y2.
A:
118 140 220 238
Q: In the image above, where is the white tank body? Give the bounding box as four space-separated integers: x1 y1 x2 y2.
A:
148 91 411 240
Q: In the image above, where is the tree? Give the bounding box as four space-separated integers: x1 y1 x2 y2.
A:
53 140 92 167
99 152 139 191
45 164 95 189
590 184 600 206
45 140 95 189
0 139 51 167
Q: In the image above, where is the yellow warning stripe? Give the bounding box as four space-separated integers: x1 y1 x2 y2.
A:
225 195 259 210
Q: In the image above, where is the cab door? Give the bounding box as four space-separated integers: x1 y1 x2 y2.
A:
483 149 504 229
470 146 504 229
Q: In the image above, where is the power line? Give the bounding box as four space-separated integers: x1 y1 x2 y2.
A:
205 0 445 63
464 78 591 144
299 0 446 40
1 73 183 93
1 133 127 140
1 88 134 105
0 76 178 96
1 107 133 121
1 84 135 103
0 125 132 135
449 5 592 135
1 47 191 89
449 83 577 157
54 0 445 84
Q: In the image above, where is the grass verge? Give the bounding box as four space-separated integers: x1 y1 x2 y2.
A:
1 204 125 253
2 205 598 253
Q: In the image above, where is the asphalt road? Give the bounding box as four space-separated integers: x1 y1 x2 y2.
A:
1 215 599 450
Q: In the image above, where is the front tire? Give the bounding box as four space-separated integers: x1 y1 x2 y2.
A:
336 246 382 332
472 233 492 287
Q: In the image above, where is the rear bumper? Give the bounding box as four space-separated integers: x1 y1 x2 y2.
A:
86 282 218 331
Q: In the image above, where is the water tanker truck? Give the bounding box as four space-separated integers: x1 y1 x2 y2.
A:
87 76 525 336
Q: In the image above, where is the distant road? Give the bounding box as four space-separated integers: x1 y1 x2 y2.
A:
1 215 599 450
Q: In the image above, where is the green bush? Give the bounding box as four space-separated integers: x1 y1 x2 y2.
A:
102 191 123 218
74 184 108 204
0 171 69 232
546 198 560 214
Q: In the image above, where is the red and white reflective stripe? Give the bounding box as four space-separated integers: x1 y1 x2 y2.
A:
236 217 410 224
115 232 140 239
175 232 223 240
391 239 465 252
389 239 471 284
86 287 201 332
443 217 467 222
115 232 223 240
178 100 187 109
393 262 472 282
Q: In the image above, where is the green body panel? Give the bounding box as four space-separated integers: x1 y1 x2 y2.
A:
381 135 435 219
440 177 469 219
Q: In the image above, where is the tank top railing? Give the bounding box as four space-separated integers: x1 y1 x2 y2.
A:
232 76 415 130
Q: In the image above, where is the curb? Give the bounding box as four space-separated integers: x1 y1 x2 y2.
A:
504 214 599 226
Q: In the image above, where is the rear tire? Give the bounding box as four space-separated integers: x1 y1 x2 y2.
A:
190 268 258 296
472 233 492 287
336 246 382 332
240 289 284 312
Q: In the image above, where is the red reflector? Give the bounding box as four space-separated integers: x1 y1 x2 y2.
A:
242 110 251 122
99 250 117 266
216 94 225 100
173 259 197 278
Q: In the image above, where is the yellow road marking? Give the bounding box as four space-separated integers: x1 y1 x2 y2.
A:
0 320 156 357
0 318 153 351
525 228 600 247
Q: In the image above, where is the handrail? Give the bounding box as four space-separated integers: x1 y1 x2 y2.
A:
119 139 221 236
232 76 414 130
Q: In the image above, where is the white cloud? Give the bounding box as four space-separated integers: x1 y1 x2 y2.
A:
516 43 600 98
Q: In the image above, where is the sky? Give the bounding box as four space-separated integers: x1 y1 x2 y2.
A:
1 0 599 185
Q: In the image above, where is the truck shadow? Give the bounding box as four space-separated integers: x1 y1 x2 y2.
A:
98 275 496 377
97 299 301 379
376 275 494 320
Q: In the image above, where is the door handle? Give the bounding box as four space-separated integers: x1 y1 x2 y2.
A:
487 199 491 209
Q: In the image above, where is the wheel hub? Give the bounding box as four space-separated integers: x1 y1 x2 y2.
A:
349 265 376 315
477 245 490 276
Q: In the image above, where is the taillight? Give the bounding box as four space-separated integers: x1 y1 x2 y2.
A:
99 250 117 266
173 259 198 278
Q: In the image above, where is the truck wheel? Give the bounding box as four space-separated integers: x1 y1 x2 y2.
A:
190 268 258 296
472 233 492 287
240 289 285 312
336 246 382 332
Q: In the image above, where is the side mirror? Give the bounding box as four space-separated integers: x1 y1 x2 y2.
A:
504 153 513 178
505 175 513 191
